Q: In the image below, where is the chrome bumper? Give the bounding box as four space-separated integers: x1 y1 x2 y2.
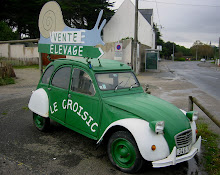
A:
152 136 201 168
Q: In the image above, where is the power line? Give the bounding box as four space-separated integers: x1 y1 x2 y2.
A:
141 0 220 8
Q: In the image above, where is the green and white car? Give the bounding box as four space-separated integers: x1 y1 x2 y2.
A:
28 58 201 173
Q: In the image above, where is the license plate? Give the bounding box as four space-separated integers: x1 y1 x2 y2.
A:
177 145 191 156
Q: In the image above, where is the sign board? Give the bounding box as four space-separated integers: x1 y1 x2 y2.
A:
157 45 162 51
114 43 123 60
38 1 106 59
115 43 122 52
38 44 104 58
114 52 123 60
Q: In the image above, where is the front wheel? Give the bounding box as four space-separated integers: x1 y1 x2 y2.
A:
107 131 144 173
33 113 50 132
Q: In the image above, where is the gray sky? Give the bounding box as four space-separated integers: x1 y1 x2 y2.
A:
109 0 220 48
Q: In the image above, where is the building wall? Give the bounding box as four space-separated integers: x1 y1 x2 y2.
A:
97 39 132 65
139 43 151 71
103 0 155 49
10 44 39 59
0 44 9 58
0 44 39 64
98 39 151 72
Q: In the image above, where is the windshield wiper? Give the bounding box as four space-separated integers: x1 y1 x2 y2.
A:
114 81 123 91
124 74 132 87
129 82 137 90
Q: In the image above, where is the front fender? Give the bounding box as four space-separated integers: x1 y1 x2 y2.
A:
98 118 170 161
28 88 49 117
180 109 197 144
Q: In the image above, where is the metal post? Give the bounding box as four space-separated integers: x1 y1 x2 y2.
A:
8 44 11 59
188 96 193 111
39 53 43 75
133 0 138 74
172 43 175 61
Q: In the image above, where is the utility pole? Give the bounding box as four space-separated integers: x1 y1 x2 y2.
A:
172 43 175 61
219 37 220 59
196 45 198 61
133 0 138 74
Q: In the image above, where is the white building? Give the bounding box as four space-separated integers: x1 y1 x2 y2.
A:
100 0 155 71
103 0 155 48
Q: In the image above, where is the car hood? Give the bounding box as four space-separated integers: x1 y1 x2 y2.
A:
103 93 191 150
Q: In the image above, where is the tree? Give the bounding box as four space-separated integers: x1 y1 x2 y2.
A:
0 0 46 39
190 40 214 59
0 21 18 40
176 45 191 56
0 0 114 39
57 0 114 29
153 23 164 48
162 41 176 58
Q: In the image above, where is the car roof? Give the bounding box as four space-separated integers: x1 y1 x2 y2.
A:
51 58 131 72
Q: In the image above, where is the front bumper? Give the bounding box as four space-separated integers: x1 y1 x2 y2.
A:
152 136 201 168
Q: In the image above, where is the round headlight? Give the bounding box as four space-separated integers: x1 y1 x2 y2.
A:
149 121 165 134
186 111 198 121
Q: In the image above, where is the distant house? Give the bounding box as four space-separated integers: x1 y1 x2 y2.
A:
100 0 155 71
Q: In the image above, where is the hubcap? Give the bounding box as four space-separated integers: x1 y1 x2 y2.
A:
34 115 44 128
111 138 136 168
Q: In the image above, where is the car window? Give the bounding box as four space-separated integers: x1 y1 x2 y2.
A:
41 65 54 84
71 68 95 96
51 67 71 89
95 72 139 91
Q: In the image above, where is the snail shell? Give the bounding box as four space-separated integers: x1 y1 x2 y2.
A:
39 1 65 38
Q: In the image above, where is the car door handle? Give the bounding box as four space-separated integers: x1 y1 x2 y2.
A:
68 94 71 98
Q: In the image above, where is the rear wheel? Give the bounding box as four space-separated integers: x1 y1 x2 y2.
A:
107 131 144 173
33 113 50 131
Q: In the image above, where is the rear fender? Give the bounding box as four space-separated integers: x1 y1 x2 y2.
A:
98 118 170 161
28 88 49 117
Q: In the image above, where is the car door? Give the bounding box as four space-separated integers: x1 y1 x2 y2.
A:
48 65 72 124
65 67 100 138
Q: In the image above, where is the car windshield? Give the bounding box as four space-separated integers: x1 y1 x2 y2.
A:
95 72 140 91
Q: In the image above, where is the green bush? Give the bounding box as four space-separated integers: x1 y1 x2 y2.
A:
175 57 185 61
0 77 15 86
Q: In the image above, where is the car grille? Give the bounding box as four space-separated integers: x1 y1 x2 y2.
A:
175 129 192 148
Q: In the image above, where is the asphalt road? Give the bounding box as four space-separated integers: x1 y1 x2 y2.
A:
0 67 206 175
167 61 220 101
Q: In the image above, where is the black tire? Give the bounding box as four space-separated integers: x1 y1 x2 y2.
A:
33 112 50 132
107 131 144 173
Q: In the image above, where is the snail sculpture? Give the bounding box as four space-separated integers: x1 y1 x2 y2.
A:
38 1 106 46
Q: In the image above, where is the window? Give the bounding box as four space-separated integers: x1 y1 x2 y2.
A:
95 72 139 91
41 65 54 84
51 67 71 89
71 69 95 95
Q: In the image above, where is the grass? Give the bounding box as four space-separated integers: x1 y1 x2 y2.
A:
22 106 29 111
1 111 7 115
197 121 220 175
13 64 39 69
0 77 15 86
